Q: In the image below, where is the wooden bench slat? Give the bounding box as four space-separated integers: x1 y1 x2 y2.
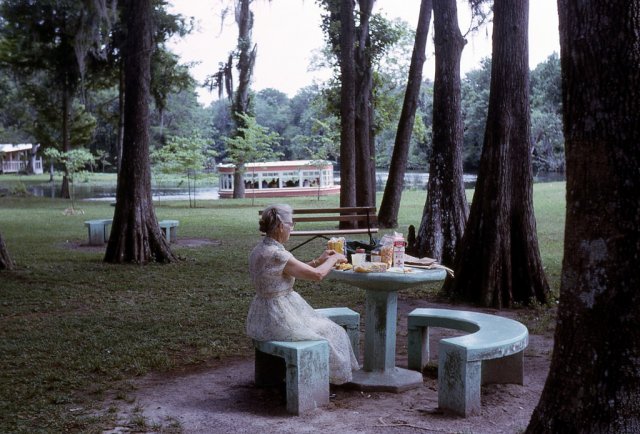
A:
294 214 378 223
293 207 376 214
259 206 376 215
290 228 379 236
259 206 378 251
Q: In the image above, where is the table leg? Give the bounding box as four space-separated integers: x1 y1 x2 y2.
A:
364 289 397 371
349 288 424 392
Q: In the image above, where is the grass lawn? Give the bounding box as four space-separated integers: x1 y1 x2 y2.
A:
0 183 565 433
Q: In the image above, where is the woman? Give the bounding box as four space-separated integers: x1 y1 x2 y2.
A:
246 204 359 384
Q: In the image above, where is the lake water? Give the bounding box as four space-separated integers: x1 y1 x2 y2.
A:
26 184 220 201
24 171 564 201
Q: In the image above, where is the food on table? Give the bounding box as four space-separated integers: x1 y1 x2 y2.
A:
380 245 393 267
334 262 353 271
327 237 345 255
354 262 388 273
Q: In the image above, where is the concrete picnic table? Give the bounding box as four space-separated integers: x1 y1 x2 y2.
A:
326 266 446 392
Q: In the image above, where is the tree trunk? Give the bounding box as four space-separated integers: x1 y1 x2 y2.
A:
231 0 257 199
59 79 71 199
378 0 433 228
104 0 176 264
526 0 640 431
338 0 357 217
414 0 468 267
232 164 246 199
443 0 549 307
117 62 125 174
354 0 375 209
0 231 14 270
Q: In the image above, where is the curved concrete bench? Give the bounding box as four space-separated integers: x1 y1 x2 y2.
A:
407 308 529 416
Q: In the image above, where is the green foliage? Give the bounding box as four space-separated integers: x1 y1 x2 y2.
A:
0 74 33 143
0 0 201 173
253 88 293 157
1 0 565 176
460 54 564 172
94 149 112 173
5 181 30 197
151 48 196 114
530 53 564 172
43 148 94 210
461 57 492 170
292 117 340 161
223 113 283 169
151 134 213 175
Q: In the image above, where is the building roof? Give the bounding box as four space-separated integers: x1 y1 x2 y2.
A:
217 160 334 169
0 144 36 153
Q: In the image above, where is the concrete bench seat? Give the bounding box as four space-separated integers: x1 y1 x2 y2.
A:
84 219 113 245
315 307 360 360
253 307 360 415
254 340 329 415
407 308 529 416
158 220 179 243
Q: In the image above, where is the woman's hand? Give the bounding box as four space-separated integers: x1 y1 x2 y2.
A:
318 249 337 264
285 252 347 281
318 250 347 266
329 253 347 265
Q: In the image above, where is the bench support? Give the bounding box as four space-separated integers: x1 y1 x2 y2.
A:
481 352 524 385
158 220 179 243
84 219 113 245
438 344 482 416
254 340 329 415
315 307 360 360
290 234 326 252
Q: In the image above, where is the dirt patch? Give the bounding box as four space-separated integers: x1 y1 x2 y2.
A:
58 238 221 252
101 297 552 433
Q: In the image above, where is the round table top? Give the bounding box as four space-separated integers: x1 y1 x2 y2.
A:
327 266 446 291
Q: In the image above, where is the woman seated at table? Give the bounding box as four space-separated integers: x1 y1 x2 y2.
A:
246 204 359 384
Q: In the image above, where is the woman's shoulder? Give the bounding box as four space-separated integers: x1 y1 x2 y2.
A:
251 238 291 262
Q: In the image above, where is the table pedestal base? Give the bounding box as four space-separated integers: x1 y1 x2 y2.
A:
349 367 423 393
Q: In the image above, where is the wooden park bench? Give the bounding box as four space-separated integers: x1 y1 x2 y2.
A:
260 206 378 251
407 308 529 416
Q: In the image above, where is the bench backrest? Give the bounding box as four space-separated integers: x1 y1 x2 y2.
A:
259 206 378 228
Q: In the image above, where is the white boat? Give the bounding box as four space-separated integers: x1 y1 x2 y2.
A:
217 160 340 199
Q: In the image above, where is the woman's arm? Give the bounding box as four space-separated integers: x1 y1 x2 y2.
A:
284 252 347 281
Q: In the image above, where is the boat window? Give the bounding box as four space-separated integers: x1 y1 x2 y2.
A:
281 170 299 188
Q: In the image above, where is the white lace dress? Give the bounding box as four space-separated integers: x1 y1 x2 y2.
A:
246 237 359 384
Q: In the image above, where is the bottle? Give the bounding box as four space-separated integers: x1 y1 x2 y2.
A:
393 235 406 269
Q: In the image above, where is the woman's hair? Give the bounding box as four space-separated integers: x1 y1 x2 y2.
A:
259 204 293 235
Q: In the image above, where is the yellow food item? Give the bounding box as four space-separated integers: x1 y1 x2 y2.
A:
334 263 353 271
380 245 393 266
354 262 388 273
327 237 345 254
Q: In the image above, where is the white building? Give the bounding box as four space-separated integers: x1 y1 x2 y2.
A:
0 144 43 174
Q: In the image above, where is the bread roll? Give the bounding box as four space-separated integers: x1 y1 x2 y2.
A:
354 262 388 273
